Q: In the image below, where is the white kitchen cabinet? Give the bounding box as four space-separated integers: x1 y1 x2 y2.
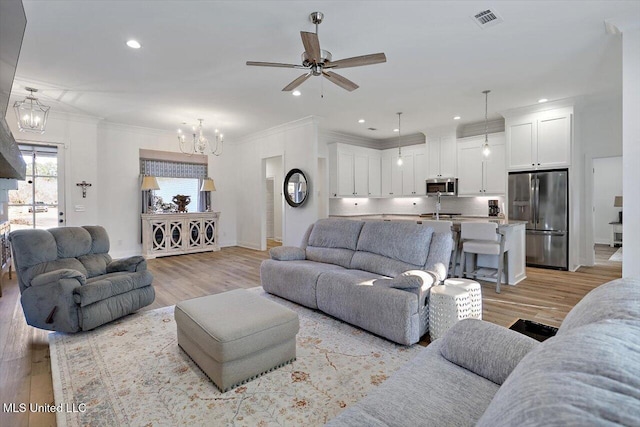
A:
330 144 376 197
383 144 426 196
368 153 381 197
427 134 456 178
457 133 506 196
506 108 572 170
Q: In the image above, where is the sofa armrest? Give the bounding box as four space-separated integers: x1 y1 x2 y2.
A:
269 246 306 261
31 269 86 287
439 319 539 385
107 256 147 273
374 270 438 308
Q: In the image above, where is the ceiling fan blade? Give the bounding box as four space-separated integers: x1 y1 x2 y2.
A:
322 71 359 92
246 61 301 68
282 73 312 91
325 53 387 69
301 31 321 63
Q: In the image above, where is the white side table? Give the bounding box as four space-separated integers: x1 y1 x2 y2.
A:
609 221 623 247
429 285 471 340
444 278 482 320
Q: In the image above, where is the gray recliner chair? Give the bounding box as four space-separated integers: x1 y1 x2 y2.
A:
9 225 155 333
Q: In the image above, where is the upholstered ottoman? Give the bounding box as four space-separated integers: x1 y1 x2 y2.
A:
174 289 299 392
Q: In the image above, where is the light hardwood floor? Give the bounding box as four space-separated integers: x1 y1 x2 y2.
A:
0 243 622 427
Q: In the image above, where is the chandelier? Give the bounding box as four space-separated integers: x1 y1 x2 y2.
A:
177 119 223 156
13 87 50 134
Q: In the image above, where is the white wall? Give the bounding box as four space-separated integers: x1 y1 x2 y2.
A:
235 116 320 249
6 109 238 258
6 110 100 227
593 157 623 244
265 156 283 240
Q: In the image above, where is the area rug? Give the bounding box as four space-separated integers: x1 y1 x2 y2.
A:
609 247 623 262
49 288 422 427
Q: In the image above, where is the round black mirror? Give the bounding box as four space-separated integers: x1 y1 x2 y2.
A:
283 168 309 207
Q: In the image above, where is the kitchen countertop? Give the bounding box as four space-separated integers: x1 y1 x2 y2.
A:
329 214 527 227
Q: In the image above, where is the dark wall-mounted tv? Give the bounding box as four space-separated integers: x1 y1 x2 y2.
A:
0 0 27 119
0 0 27 180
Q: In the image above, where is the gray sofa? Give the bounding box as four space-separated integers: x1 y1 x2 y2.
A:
9 226 155 333
327 277 640 426
261 218 453 345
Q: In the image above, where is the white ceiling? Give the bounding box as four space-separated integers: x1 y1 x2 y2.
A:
10 0 638 141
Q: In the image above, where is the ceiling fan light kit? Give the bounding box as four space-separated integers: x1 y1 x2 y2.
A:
246 12 386 93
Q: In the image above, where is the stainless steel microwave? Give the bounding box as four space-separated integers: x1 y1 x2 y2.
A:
426 178 458 196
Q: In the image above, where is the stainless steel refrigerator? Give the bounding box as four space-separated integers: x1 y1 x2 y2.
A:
508 169 568 270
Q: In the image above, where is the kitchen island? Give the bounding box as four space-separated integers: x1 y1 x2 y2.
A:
329 214 527 286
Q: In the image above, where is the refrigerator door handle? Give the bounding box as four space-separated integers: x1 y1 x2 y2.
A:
533 177 540 227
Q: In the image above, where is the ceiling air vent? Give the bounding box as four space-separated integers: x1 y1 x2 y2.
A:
471 9 503 29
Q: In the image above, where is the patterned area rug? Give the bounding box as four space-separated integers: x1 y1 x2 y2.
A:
49 288 422 427
609 247 623 262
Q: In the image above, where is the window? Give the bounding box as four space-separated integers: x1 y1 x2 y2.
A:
155 177 201 210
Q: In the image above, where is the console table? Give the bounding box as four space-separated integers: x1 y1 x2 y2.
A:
141 212 220 259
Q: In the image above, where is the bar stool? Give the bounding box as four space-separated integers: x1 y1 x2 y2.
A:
421 220 457 277
444 278 482 319
459 222 507 293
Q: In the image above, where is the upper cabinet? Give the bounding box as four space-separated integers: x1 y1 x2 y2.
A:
382 145 427 196
330 144 381 197
506 108 572 171
427 134 456 178
457 133 506 196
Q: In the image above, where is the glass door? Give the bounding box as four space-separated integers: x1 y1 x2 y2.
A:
8 144 64 230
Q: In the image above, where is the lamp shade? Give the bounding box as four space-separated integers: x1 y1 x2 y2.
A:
200 177 216 192
141 176 160 191
614 196 623 207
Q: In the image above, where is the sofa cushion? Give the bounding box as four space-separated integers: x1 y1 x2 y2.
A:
308 218 364 250
558 277 640 335
306 247 355 268
425 231 454 281
261 259 345 309
356 221 433 266
82 225 110 254
327 339 500 427
316 270 421 345
350 251 422 278
74 270 154 306
439 319 538 385
476 319 640 427
78 253 112 278
49 227 93 258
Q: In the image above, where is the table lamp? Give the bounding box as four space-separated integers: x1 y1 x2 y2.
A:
200 177 216 211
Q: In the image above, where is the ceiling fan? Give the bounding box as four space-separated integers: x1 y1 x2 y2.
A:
246 12 387 92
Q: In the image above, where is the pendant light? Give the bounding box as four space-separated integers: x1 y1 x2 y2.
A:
396 112 403 166
482 90 491 157
13 87 50 134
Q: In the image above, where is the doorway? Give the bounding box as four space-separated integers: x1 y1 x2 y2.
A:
592 156 622 265
265 156 283 248
8 144 65 230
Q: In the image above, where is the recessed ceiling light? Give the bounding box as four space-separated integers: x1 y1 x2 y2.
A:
126 40 141 49
453 116 461 120
358 119 365 123
538 98 548 103
393 128 399 132
292 90 301 96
